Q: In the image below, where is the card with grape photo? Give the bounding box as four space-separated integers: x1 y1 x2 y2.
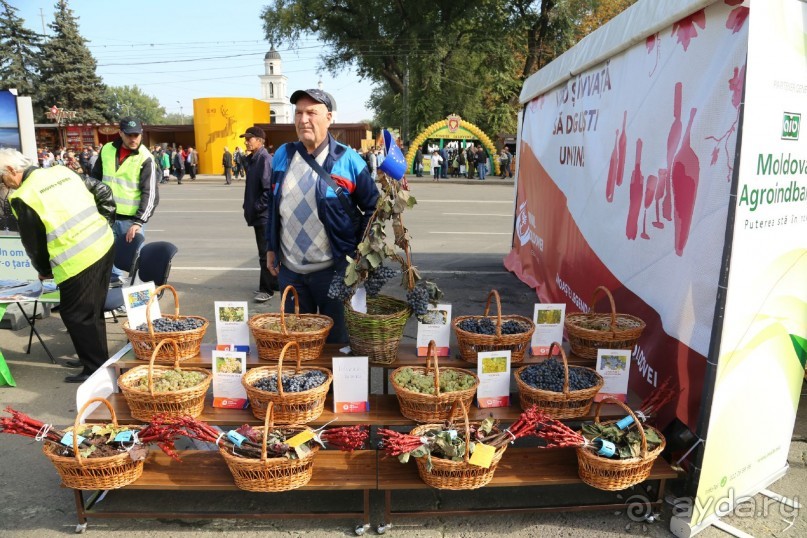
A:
212 349 248 409
416 304 451 356
477 350 511 408
595 348 631 402
214 301 249 348
531 303 566 356
122 282 159 329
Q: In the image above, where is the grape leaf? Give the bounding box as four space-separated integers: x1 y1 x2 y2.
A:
407 194 417 208
345 263 359 286
358 241 372 255
366 252 382 268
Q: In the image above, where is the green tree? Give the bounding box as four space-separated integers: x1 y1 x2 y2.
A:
0 0 42 97
104 85 166 125
261 0 633 139
36 0 106 123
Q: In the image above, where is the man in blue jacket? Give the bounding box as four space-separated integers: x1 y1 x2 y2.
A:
266 88 379 343
241 126 277 302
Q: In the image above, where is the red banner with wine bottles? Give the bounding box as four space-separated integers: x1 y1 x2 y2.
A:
505 1 748 430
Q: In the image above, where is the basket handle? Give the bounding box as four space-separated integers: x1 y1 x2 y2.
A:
482 290 503 337
594 397 647 458
260 401 275 462
279 286 301 335
425 340 441 396
145 284 179 338
275 341 302 397
589 286 618 333
73 397 118 466
548 342 570 395
459 400 472 464
147 338 181 397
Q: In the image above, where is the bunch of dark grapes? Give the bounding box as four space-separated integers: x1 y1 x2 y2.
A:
456 318 527 335
251 370 327 393
136 317 204 332
327 270 353 301
364 265 399 297
406 283 430 316
519 358 599 392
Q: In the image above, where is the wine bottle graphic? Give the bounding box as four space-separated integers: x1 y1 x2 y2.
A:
672 107 700 256
663 83 683 221
606 129 619 202
616 111 628 187
626 138 644 240
641 173 658 240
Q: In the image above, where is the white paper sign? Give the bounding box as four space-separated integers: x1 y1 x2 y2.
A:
477 350 510 408
212 350 248 409
531 303 566 356
332 356 369 413
350 287 367 314
122 282 159 329
416 304 451 356
594 349 631 403
214 301 249 348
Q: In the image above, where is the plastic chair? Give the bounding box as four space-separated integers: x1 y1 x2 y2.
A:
104 240 178 322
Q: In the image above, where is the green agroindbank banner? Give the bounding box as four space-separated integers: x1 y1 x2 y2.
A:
693 0 807 526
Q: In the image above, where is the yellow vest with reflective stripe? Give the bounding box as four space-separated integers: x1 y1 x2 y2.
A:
101 143 152 216
9 167 113 284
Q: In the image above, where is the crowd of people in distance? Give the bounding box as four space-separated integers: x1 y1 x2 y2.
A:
408 143 514 181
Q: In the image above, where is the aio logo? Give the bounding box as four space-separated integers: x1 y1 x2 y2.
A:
782 112 800 140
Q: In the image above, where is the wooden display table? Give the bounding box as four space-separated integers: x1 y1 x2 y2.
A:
72 450 376 534
377 447 679 529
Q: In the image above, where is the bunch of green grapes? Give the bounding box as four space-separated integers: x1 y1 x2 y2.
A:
135 370 207 392
394 368 476 394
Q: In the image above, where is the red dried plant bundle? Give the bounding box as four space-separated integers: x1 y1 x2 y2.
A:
377 428 425 457
319 425 369 452
482 405 545 449
1 407 71 447
535 416 586 449
637 377 680 420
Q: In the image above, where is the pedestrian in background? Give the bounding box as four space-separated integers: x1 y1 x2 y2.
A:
431 150 443 181
240 127 277 302
234 146 245 179
222 146 233 185
186 146 198 180
173 145 185 184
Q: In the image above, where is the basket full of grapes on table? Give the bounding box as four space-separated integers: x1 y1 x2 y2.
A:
242 341 333 423
515 341 603 418
452 289 535 364
122 284 208 362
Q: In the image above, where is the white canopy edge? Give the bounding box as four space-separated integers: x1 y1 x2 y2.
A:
519 0 718 104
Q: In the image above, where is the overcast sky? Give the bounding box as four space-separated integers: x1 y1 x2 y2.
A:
13 0 375 122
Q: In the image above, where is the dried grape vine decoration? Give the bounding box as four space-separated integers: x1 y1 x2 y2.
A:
328 171 442 314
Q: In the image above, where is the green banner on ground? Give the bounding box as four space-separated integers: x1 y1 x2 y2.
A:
0 304 17 387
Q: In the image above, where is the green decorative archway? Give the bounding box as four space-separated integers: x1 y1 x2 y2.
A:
406 115 500 176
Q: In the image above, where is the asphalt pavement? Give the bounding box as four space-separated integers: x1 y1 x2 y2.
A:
0 176 804 537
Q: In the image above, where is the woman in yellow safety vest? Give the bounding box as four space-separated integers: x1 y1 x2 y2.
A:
0 148 116 383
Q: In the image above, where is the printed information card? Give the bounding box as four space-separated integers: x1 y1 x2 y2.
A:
416 304 452 356
476 350 511 408
594 349 632 402
332 356 369 413
212 350 248 409
122 282 159 329
531 303 566 356
214 301 250 351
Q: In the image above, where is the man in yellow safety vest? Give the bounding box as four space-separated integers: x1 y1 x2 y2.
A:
90 116 159 284
1 148 116 383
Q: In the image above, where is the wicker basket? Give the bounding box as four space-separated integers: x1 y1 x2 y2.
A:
122 284 208 362
219 401 318 492
248 286 333 361
410 400 507 490
576 398 666 491
565 286 646 360
391 340 479 423
515 342 603 419
118 338 213 421
242 341 332 423
42 397 144 490
453 289 535 364
345 295 411 364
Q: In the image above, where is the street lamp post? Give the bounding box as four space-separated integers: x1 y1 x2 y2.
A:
176 101 184 125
